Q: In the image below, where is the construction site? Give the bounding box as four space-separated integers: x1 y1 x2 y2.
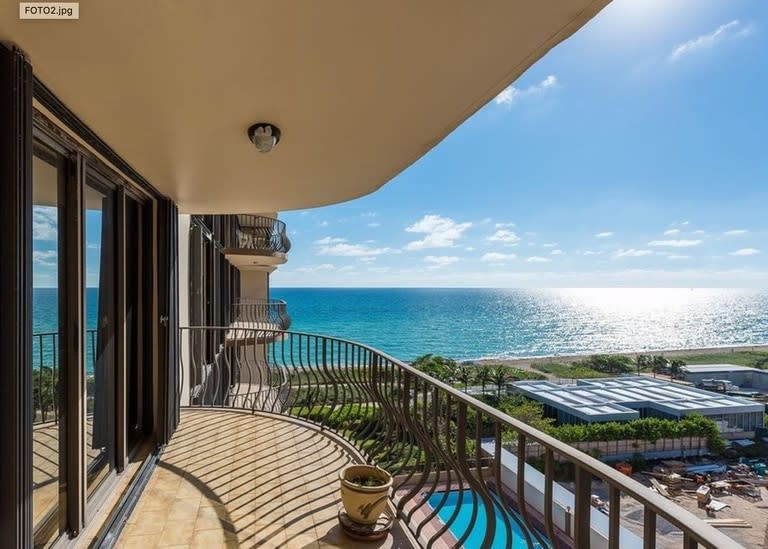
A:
581 456 768 548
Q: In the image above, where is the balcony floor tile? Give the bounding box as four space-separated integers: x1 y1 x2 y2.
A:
116 409 416 548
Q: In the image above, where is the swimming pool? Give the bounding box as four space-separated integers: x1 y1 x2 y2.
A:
426 490 545 549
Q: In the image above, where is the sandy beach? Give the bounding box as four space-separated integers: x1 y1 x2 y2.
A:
470 343 768 376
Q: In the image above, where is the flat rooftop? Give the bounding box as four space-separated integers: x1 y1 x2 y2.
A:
682 364 766 374
514 377 764 423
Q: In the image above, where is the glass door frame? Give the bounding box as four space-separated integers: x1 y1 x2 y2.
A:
31 111 160 538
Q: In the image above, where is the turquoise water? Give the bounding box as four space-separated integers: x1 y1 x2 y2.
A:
33 287 99 372
427 490 543 549
272 288 768 361
32 287 768 365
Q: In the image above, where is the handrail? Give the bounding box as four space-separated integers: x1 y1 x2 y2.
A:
226 214 291 254
179 326 743 549
32 329 98 425
231 299 291 330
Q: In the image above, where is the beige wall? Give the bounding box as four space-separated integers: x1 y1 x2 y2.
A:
240 270 270 300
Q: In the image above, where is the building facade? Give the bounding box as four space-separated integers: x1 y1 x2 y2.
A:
514 377 765 436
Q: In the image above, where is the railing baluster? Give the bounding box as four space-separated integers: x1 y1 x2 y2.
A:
544 448 556 545
609 484 621 549
643 507 656 549
574 465 592 548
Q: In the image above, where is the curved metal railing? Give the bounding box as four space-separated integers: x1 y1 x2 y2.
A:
231 298 291 331
179 327 742 549
228 214 291 254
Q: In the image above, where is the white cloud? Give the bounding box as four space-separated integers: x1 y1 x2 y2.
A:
594 232 613 238
487 230 521 245
481 252 516 262
582 250 602 256
648 239 702 248
361 212 377 218
667 255 689 260
86 243 100 250
550 249 564 256
663 229 680 236
495 75 557 107
33 250 57 266
293 263 335 273
494 222 515 229
314 236 346 245
33 207 57 241
424 255 459 268
359 257 377 263
541 243 558 248
319 221 329 227
465 246 476 251
613 249 654 259
692 230 706 235
318 242 393 257
367 222 381 228
526 256 551 263
669 20 751 61
724 229 748 236
730 248 760 256
404 214 472 250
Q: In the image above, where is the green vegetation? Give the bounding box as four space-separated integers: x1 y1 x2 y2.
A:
491 395 554 433
32 367 58 421
410 354 545 391
411 354 458 381
671 350 768 369
532 353 689 379
579 354 634 375
549 414 726 455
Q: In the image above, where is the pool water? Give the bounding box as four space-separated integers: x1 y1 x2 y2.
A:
426 490 545 549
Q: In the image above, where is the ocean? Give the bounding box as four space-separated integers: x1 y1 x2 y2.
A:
271 288 768 362
31 288 768 365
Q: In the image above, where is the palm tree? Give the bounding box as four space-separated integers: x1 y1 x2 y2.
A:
491 366 511 398
651 355 669 378
635 354 650 376
669 359 685 381
455 366 473 392
411 354 457 382
475 366 493 396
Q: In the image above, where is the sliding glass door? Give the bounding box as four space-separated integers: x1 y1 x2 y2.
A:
31 143 66 549
29 118 157 544
83 175 117 497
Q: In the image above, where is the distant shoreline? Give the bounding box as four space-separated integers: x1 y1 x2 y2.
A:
469 343 768 369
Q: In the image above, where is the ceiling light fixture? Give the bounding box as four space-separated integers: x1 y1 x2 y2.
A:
247 123 281 153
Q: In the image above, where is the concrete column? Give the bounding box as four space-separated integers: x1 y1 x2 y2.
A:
239 267 273 300
178 214 191 406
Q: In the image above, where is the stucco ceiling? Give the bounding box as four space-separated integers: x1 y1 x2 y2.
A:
2 1 609 213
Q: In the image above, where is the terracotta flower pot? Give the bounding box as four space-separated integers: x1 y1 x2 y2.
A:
339 464 393 525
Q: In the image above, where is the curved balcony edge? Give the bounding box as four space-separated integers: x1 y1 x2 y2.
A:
179 326 743 549
226 214 291 255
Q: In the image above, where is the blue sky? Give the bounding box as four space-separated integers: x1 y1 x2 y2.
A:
272 0 768 288
31 1 768 289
